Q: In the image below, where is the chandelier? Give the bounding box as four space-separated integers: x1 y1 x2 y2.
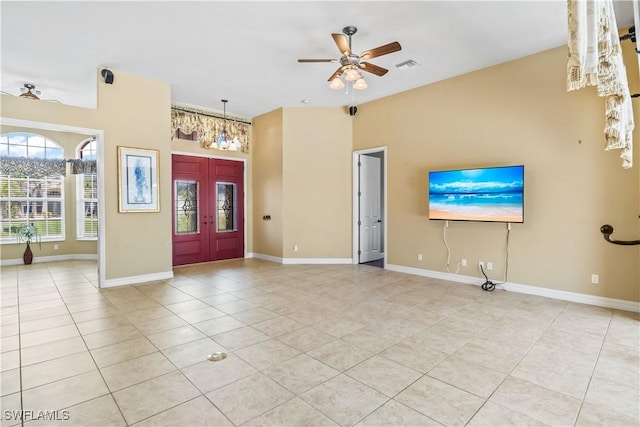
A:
211 99 242 151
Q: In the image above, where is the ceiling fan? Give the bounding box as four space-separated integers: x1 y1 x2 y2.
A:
19 83 41 100
298 26 402 90
0 83 61 103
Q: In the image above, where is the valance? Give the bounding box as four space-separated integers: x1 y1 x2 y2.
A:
171 106 250 153
0 157 67 178
69 159 97 175
0 157 97 177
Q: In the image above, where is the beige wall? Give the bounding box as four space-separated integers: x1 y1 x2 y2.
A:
353 44 639 302
282 107 352 258
252 108 284 258
0 125 98 260
1 69 173 282
251 107 353 259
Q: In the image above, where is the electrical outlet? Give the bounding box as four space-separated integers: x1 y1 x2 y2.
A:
591 274 599 284
53 244 59 250
293 245 298 252
487 262 493 271
478 261 485 269
461 258 467 267
417 253 423 261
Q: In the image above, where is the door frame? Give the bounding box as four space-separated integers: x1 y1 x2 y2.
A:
352 146 387 266
171 150 248 260
1 117 106 287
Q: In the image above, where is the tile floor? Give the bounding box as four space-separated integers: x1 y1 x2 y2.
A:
1 259 638 427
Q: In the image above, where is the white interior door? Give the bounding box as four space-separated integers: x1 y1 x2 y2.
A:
359 155 382 263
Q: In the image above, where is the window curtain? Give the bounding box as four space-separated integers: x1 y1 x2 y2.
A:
567 0 634 168
0 157 97 177
171 107 250 153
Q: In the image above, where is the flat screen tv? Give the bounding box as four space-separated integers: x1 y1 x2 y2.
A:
429 165 524 223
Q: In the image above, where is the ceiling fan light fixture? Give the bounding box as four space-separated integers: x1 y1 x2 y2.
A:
298 26 402 94
329 77 345 89
345 68 360 81
19 83 41 100
353 77 368 90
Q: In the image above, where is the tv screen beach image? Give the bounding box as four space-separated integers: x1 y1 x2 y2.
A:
429 166 524 223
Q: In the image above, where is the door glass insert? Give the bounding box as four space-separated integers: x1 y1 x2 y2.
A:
216 182 236 232
175 180 199 234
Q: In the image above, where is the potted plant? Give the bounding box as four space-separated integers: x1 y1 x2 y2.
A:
17 224 40 265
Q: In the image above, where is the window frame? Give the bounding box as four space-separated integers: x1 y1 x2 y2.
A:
0 132 66 244
75 138 98 241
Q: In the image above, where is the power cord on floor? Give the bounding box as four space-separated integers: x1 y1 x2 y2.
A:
479 263 496 292
481 224 511 292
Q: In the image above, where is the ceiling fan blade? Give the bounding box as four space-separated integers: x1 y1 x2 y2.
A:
360 41 401 60
328 66 347 81
359 62 389 77
298 59 339 63
332 33 351 55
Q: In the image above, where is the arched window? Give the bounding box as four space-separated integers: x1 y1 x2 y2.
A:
0 133 65 242
76 138 98 239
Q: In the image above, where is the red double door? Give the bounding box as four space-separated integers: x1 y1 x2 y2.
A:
172 155 244 266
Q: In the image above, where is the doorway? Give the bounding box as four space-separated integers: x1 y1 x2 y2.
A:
353 147 386 267
0 117 106 286
172 154 245 266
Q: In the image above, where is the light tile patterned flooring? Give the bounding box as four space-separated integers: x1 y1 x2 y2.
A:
1 259 639 427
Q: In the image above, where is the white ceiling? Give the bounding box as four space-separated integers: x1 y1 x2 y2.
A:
1 1 636 119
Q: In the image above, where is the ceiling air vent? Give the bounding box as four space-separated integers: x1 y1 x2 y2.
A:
395 59 419 70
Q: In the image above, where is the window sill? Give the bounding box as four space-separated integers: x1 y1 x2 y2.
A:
0 238 65 245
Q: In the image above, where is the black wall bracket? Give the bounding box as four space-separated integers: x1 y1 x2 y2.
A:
619 25 639 54
600 224 640 245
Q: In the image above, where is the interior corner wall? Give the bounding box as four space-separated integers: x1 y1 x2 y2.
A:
252 108 284 258
1 68 173 282
353 45 639 303
0 125 97 260
282 107 353 259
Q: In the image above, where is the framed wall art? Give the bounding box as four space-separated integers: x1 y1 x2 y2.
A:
117 146 160 212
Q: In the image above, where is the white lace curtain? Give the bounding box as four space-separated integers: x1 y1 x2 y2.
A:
567 0 634 168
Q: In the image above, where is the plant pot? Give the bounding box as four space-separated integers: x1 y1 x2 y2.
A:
23 243 33 265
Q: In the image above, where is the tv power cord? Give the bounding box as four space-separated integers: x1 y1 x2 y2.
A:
479 264 496 292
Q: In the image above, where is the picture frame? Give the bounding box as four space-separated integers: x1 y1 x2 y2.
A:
117 146 160 212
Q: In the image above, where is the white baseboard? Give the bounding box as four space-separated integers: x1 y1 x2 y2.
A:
386 264 640 313
247 252 284 263
247 253 352 265
282 257 352 265
0 254 97 267
102 270 174 288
